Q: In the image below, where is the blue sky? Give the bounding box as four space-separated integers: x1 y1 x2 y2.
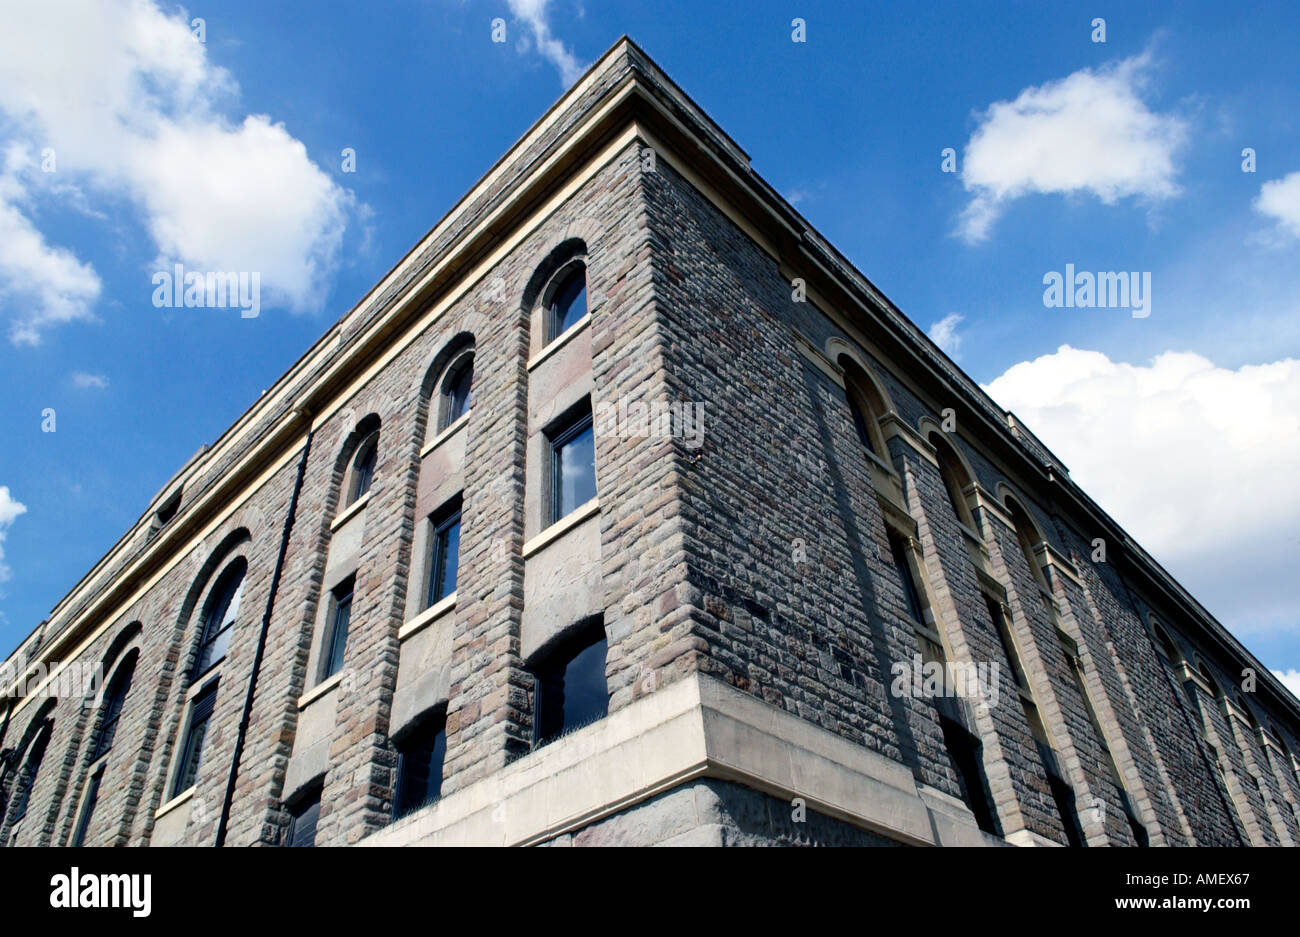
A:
0 1 1297 692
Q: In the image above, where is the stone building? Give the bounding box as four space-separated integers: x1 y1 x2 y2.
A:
2 37 1298 848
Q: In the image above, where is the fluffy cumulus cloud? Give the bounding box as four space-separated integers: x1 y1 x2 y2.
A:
508 0 586 86
1254 171 1300 240
0 486 27 586
0 0 353 344
983 346 1300 635
959 55 1187 242
1274 669 1300 702
927 313 964 360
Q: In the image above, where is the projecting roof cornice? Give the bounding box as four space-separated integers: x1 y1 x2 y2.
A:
7 37 1297 724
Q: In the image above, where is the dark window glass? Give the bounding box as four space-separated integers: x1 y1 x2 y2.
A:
173 683 218 797
939 463 969 527
393 718 447 820
1046 771 1086 847
71 768 103 847
9 719 53 824
550 412 596 523
350 434 378 503
321 579 354 681
287 788 322 847
194 561 245 677
427 509 461 607
938 716 998 835
888 532 925 625
985 595 1031 692
441 356 473 430
533 629 608 748
91 653 137 761
848 397 873 451
548 266 587 340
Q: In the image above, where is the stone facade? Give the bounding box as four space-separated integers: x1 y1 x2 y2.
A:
2 38 1298 848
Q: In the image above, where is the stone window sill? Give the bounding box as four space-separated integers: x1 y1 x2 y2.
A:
399 592 457 641
527 313 591 371
298 670 344 710
331 491 371 531
155 786 195 820
420 412 470 459
523 497 600 558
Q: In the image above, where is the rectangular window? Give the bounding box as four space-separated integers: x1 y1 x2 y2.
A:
1046 770 1086 847
71 767 104 847
320 578 354 682
938 716 998 835
287 787 322 847
393 717 447 820
173 682 218 797
888 531 926 625
533 626 609 748
549 410 596 524
426 507 461 608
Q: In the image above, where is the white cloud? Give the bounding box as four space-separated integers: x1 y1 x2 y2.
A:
927 313 964 360
71 371 109 390
0 486 27 586
983 346 1300 635
508 0 586 86
1273 669 1300 702
1254 171 1300 240
959 55 1187 242
0 0 354 343
0 181 103 345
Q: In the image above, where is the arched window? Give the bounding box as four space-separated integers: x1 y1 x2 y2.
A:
193 559 246 678
838 357 890 460
348 431 379 504
1200 663 1224 701
90 650 138 761
1005 497 1051 592
6 715 54 830
437 352 474 432
1152 622 1181 665
545 262 587 342
929 432 978 530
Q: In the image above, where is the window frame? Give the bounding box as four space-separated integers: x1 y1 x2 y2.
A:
544 260 588 343
530 622 609 750
172 681 218 799
90 651 138 763
7 716 54 826
348 431 379 505
192 559 246 679
548 409 596 526
887 531 926 626
437 352 474 433
286 786 322 847
392 714 448 820
71 766 105 847
425 504 462 609
319 577 355 683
